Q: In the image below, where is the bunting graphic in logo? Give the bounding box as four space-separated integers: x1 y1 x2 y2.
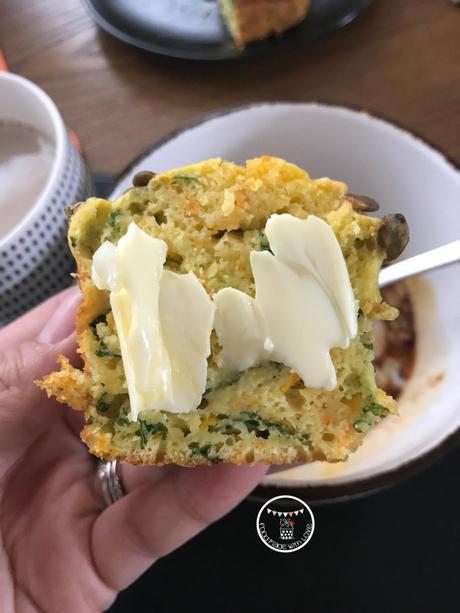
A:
256 495 314 552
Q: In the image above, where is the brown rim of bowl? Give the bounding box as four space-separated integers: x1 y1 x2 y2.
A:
108 100 460 504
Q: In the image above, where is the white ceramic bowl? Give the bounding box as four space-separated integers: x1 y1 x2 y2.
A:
0 72 92 325
110 102 460 500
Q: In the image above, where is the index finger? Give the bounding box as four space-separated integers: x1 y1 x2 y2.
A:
0 285 79 345
91 463 268 592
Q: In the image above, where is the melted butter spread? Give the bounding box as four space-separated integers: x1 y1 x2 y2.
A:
214 214 358 390
92 222 215 421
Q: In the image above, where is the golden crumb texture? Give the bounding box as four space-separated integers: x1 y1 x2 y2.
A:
219 0 311 46
37 156 398 466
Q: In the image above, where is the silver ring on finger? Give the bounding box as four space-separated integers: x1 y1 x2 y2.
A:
96 459 125 507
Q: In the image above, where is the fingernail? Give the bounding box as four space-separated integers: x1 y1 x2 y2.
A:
38 289 81 344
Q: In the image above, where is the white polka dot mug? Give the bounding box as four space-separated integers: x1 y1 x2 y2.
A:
0 72 92 325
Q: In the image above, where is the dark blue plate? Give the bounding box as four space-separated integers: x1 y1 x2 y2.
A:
83 0 373 61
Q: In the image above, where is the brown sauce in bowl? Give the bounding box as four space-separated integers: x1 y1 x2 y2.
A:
375 281 416 400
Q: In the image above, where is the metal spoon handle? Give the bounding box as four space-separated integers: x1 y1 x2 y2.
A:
379 239 460 288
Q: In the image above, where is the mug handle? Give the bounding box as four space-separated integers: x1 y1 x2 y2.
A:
0 49 9 71
69 130 83 153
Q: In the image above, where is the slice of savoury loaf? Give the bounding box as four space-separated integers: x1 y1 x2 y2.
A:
38 156 407 466
219 0 311 47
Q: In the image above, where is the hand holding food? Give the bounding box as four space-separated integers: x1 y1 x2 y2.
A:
0 292 266 609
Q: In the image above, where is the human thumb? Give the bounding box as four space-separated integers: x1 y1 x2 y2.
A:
0 287 81 472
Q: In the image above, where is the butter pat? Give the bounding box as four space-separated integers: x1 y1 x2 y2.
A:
92 222 215 421
213 214 358 390
213 288 271 371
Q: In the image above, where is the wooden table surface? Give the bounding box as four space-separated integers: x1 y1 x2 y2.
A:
1 0 460 175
